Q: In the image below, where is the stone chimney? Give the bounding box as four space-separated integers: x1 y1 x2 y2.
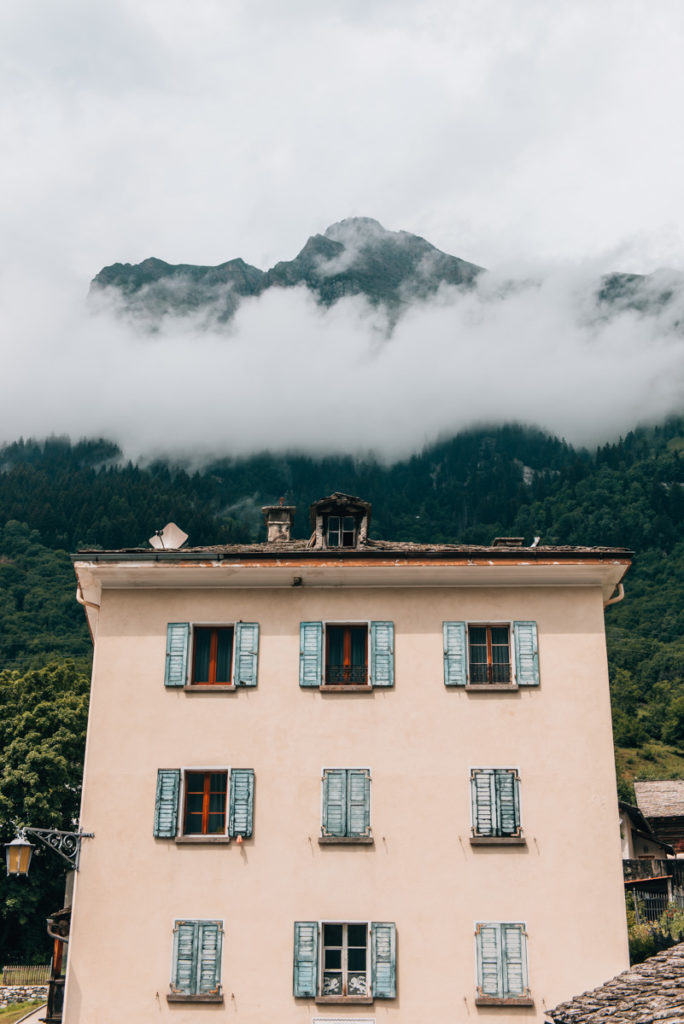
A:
262 500 296 543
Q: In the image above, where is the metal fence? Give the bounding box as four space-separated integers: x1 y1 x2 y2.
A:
1 964 51 985
630 891 684 923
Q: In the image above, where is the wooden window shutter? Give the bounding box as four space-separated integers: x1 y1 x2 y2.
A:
299 622 323 687
165 623 190 687
471 769 497 837
234 622 259 686
197 921 223 995
293 921 319 997
501 923 528 997
371 922 396 999
228 769 254 838
370 622 394 687
321 769 347 837
513 621 539 686
348 769 371 837
443 621 467 686
476 923 503 998
172 920 198 995
496 770 521 836
154 769 180 838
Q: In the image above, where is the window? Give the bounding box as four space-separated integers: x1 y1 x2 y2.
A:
470 769 523 842
321 769 371 841
475 922 532 1005
164 622 259 689
300 622 394 689
293 922 396 1002
326 515 357 548
168 919 223 1003
154 768 254 840
326 625 368 684
468 625 510 684
443 621 539 688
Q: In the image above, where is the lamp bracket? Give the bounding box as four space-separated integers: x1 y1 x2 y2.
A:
18 826 94 870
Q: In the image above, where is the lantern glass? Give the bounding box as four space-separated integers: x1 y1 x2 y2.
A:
5 836 34 877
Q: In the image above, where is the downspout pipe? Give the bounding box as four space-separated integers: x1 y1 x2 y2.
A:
604 583 625 608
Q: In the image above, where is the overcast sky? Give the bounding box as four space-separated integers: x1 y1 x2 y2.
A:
2 0 684 458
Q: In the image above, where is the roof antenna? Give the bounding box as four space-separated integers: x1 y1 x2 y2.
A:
149 523 189 550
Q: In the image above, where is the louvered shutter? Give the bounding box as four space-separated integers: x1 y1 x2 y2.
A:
371 922 396 999
172 921 198 994
443 621 467 686
154 769 180 838
496 770 520 836
300 622 323 687
471 769 497 837
348 769 371 837
322 769 347 837
234 622 259 686
197 921 222 995
476 923 503 997
229 769 254 838
502 923 528 997
513 621 539 686
165 623 190 687
370 622 394 687
293 921 319 997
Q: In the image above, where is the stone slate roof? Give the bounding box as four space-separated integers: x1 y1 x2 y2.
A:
635 781 684 820
546 943 684 1023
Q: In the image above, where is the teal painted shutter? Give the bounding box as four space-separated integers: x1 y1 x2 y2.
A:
165 623 190 687
371 922 396 998
154 769 180 838
229 769 254 838
348 769 371 837
197 921 223 995
496 770 520 836
300 622 323 687
471 769 497 837
293 921 319 997
234 622 259 686
172 921 198 994
322 769 347 837
476 923 503 997
502 923 528 997
443 621 467 686
513 621 539 686
370 622 394 687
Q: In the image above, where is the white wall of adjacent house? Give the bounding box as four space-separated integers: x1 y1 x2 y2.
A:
64 576 629 1024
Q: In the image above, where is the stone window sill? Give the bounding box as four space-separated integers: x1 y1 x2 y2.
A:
183 684 237 693
470 836 526 846
318 835 374 845
315 995 373 1005
465 684 519 692
319 685 373 693
174 835 232 845
167 992 223 1003
475 995 534 1007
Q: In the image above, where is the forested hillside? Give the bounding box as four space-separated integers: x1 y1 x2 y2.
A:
1 419 683 957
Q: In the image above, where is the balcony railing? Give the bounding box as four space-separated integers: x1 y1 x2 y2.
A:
325 665 368 684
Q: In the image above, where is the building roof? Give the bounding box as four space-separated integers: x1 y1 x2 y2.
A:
546 943 684 1023
635 781 684 820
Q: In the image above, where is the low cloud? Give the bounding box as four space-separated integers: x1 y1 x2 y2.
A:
1 264 683 463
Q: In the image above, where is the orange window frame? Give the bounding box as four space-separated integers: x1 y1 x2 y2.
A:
183 771 228 835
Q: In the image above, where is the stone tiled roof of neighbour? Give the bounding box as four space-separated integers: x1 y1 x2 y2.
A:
546 943 684 1023
635 781 684 820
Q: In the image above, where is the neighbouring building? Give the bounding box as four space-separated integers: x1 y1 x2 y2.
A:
66 493 632 1023
635 780 684 855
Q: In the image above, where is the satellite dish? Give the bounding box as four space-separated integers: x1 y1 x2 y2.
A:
149 523 189 550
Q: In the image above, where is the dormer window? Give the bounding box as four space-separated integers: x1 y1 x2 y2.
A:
327 515 357 548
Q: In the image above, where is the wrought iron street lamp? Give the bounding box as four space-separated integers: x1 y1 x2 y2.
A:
5 825 94 877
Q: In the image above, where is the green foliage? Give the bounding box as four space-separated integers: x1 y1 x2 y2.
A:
0 662 89 961
626 893 684 964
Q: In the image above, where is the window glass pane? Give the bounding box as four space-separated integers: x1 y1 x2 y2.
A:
327 516 340 547
349 626 367 669
215 628 233 683
347 947 367 970
341 516 356 546
323 973 342 994
193 629 212 682
327 627 345 668
324 923 343 946
324 949 342 968
347 924 367 947
348 973 367 994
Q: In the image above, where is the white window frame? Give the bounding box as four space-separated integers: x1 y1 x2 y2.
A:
187 621 236 686
465 620 515 685
178 766 232 838
323 620 371 686
319 920 371 1000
